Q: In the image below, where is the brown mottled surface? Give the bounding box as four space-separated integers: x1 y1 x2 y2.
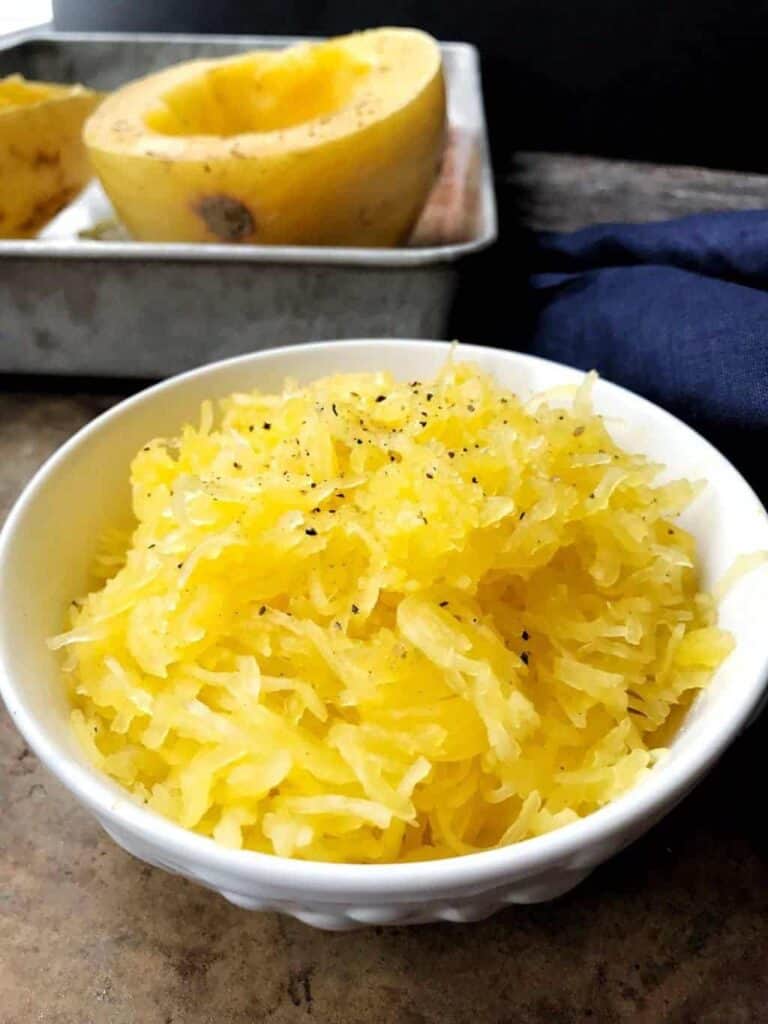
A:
2 154 768 1022
1 390 767 1024
507 152 768 231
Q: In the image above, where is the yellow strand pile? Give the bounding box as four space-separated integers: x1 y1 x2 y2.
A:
52 361 732 861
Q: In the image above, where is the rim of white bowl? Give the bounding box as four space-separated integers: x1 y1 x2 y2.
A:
1 339 767 900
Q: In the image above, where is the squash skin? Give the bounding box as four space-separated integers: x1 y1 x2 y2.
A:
84 29 447 247
0 77 102 239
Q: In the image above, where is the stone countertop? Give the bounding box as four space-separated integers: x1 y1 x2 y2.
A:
2 155 768 1023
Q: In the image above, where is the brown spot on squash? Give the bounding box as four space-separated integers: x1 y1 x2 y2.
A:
18 184 79 234
33 149 60 168
194 194 255 242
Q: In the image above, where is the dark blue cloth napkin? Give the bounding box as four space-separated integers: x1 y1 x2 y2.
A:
526 210 768 497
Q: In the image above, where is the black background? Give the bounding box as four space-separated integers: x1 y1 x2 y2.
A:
53 0 768 175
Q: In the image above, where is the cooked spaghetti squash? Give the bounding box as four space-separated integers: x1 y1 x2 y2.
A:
84 28 445 246
0 74 101 238
51 361 733 861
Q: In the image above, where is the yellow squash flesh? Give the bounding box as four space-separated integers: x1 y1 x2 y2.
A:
53 363 733 863
0 75 102 238
83 28 446 246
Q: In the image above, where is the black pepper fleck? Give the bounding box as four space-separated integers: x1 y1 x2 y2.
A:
521 652 530 665
305 527 317 536
263 422 271 430
439 601 449 607
522 630 529 641
351 603 359 614
375 395 386 403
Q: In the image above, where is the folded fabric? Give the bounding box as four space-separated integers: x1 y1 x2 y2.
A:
526 210 768 497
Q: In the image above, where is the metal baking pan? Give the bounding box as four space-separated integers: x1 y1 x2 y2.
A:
0 30 497 378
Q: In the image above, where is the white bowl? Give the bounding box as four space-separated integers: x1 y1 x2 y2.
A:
2 340 767 931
